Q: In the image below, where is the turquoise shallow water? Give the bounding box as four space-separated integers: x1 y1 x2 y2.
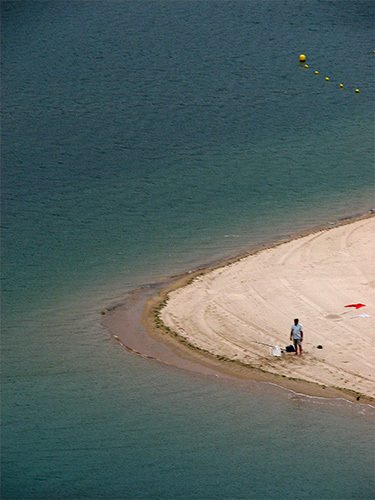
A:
1 1 374 498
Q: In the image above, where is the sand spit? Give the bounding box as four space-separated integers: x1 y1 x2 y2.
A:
159 217 375 401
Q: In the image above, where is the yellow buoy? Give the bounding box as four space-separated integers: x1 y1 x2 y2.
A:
314 70 319 75
339 83 344 88
299 54 307 63
304 64 309 69
355 88 360 93
325 76 330 81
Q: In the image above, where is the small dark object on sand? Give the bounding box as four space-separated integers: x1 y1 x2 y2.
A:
285 344 295 353
317 345 323 349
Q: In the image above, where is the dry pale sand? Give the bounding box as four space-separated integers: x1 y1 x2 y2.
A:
160 217 375 399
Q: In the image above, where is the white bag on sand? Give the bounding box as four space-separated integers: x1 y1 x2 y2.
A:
271 345 282 357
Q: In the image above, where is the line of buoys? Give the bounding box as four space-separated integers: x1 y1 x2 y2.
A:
298 54 361 93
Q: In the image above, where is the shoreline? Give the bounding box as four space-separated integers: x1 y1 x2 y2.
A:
103 211 375 405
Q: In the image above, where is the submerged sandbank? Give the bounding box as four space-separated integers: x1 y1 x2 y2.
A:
103 213 375 403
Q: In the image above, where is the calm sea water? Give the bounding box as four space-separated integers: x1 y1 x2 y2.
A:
1 1 374 498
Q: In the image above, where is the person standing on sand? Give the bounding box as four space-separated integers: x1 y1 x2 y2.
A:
290 318 303 355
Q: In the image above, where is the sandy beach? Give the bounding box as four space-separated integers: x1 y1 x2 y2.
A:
159 217 375 400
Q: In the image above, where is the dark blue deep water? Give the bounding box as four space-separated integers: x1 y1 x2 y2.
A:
2 1 374 498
